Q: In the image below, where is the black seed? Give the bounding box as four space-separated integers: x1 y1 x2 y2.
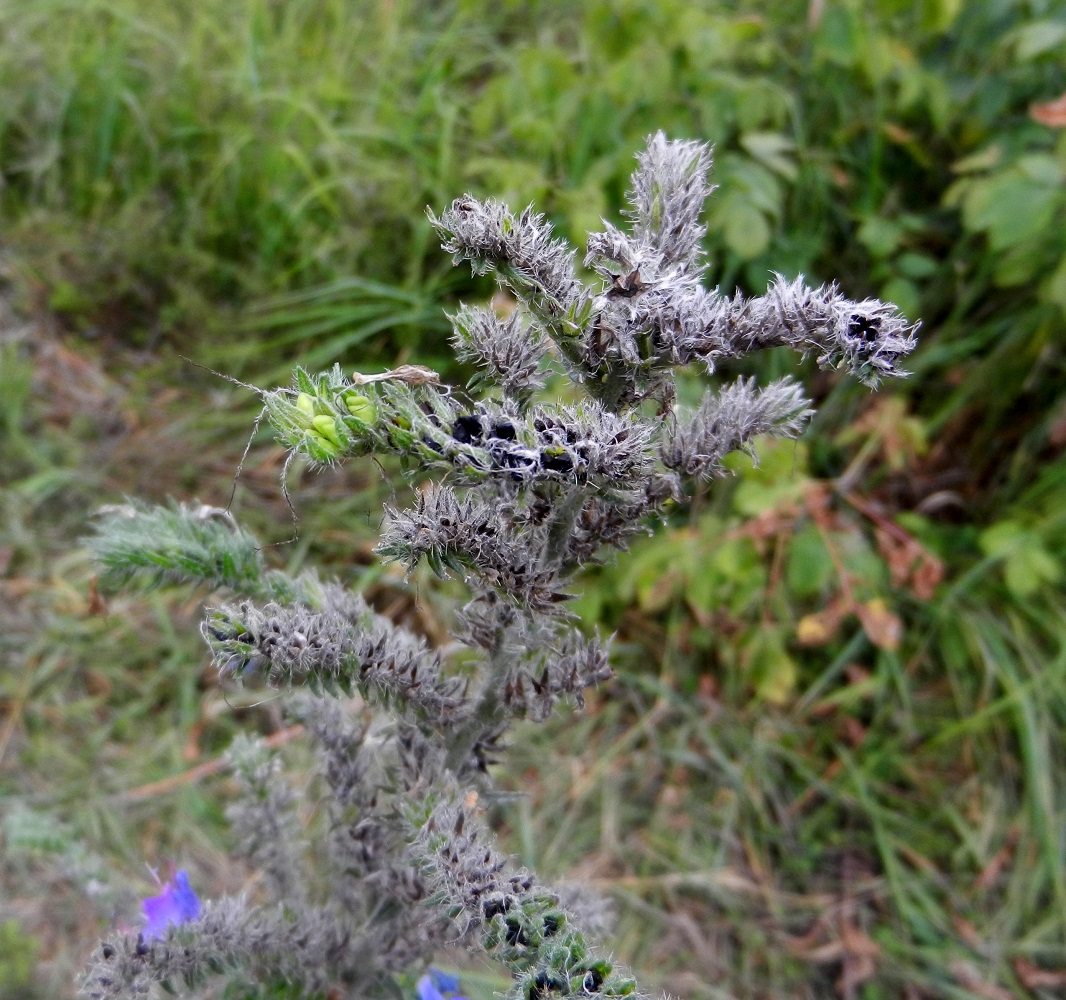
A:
101 943 116 960
529 973 566 1000
848 314 881 341
541 451 574 474
452 414 483 444
504 916 530 946
543 915 561 937
483 898 510 920
499 450 534 469
583 969 604 993
490 420 516 440
421 435 444 454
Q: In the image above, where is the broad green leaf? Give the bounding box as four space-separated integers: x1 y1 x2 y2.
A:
721 200 771 261
1017 154 1065 187
729 439 810 515
921 0 963 34
896 252 939 279
1008 20 1066 61
740 132 797 181
961 169 1060 251
978 520 1027 556
980 521 1061 598
1043 254 1066 311
1004 543 1061 599
813 4 862 68
836 532 888 592
879 277 921 322
786 526 834 598
743 627 798 705
858 217 905 259
994 243 1042 287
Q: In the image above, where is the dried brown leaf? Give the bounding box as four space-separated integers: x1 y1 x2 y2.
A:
856 598 902 651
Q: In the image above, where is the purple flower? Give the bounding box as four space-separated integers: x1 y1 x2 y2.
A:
142 869 201 939
417 968 466 1000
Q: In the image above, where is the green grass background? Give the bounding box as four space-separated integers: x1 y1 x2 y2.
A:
1 1 1065 998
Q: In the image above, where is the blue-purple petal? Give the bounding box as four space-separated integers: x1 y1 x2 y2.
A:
142 869 201 939
429 969 461 994
416 976 445 1000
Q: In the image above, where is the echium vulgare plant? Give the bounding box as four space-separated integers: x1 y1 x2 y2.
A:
80 133 916 1000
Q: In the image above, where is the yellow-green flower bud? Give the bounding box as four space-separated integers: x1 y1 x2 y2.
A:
342 392 376 425
295 392 316 417
312 414 343 448
304 434 339 462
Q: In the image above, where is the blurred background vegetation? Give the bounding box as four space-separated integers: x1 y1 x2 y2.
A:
1 0 1064 997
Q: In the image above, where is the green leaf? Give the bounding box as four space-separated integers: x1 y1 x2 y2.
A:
720 199 772 261
1008 19 1066 60
1017 154 1065 186
961 169 1060 252
978 520 1027 557
743 627 798 705
921 0 964 34
786 526 834 598
293 367 316 394
740 132 797 181
879 277 921 323
896 251 939 279
813 4 862 67
980 521 1061 598
1004 543 1061 599
858 217 905 259
1043 253 1066 311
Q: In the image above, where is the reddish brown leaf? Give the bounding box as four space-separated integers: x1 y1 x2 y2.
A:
1012 957 1066 990
1031 92 1066 127
975 828 1018 890
840 715 867 748
951 913 986 953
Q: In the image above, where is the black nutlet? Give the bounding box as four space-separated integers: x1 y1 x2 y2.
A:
847 314 881 342
452 414 484 444
540 451 574 474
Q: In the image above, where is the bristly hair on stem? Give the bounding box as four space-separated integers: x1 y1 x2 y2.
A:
81 131 915 1000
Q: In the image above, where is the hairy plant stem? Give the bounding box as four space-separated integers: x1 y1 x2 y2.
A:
444 617 510 774
544 486 589 571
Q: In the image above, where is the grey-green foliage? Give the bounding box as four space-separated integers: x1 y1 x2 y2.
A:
80 133 914 1000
